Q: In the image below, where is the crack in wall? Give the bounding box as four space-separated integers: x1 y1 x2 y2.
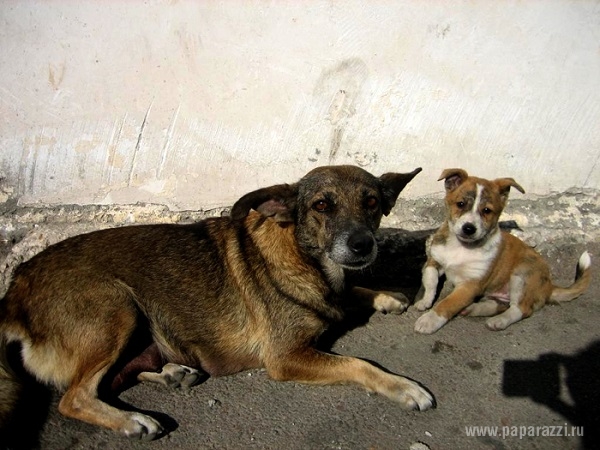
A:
128 100 153 187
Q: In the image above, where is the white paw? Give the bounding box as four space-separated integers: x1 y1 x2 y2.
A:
414 311 447 334
386 376 435 411
373 292 410 314
163 363 202 388
139 363 203 389
486 306 523 331
122 412 163 440
486 316 510 331
398 379 435 411
414 297 434 311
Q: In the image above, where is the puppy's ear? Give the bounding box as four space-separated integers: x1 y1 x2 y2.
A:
379 167 422 216
438 168 469 192
231 183 298 223
494 178 525 202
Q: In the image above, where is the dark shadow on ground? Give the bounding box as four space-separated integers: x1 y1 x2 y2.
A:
503 340 600 449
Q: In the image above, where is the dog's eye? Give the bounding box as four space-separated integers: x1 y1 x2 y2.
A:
482 207 492 215
366 196 379 210
457 201 466 209
313 200 331 213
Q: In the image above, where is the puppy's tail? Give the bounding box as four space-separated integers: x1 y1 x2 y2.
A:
550 251 592 303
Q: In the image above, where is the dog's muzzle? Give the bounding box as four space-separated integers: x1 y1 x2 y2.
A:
329 229 378 270
347 230 375 258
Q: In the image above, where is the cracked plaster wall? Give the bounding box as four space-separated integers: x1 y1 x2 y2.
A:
0 1 599 210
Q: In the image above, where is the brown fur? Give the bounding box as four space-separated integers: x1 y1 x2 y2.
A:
413 168 592 334
0 165 432 440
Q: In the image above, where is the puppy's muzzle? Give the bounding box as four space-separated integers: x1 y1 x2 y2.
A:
461 223 477 237
456 221 485 244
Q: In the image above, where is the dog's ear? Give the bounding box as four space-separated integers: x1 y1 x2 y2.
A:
230 183 298 223
379 167 422 215
494 178 525 202
438 168 469 192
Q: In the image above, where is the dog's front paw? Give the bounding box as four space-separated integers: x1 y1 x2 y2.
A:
121 412 164 440
414 311 447 334
373 291 410 314
389 377 435 411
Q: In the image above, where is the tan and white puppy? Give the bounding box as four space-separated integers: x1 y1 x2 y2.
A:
414 168 591 334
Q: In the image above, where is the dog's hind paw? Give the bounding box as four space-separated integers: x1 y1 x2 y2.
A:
485 305 523 331
461 299 502 317
138 363 204 389
486 315 515 331
122 412 164 440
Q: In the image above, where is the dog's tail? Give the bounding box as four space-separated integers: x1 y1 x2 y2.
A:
550 251 592 303
0 337 21 434
0 294 22 435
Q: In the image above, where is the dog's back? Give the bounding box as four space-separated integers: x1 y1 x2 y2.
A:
0 214 332 383
0 216 328 438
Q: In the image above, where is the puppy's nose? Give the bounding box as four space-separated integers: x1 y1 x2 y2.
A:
462 223 477 236
348 231 375 257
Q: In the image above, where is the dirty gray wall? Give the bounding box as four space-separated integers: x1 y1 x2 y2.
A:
1 1 599 210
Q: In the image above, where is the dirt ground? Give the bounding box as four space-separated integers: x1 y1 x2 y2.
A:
0 209 598 450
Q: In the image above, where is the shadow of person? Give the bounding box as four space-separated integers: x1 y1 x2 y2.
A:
503 340 600 449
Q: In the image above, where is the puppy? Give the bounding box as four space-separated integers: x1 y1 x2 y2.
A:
0 165 433 440
413 168 591 334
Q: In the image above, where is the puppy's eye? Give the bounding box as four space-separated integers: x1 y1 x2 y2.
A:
366 196 379 210
457 201 466 209
482 207 492 215
313 200 331 213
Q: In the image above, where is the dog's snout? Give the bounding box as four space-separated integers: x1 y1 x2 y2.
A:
462 223 477 236
347 231 375 257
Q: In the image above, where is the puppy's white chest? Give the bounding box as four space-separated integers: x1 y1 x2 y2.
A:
430 236 498 285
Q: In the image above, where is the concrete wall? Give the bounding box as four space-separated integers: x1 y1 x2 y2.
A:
1 1 599 210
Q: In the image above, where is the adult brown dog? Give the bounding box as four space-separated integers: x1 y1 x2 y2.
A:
0 165 432 440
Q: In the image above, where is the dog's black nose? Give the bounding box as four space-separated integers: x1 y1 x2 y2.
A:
462 223 477 236
348 231 375 257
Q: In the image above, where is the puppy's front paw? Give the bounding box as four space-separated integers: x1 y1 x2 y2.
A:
414 297 433 311
373 291 410 314
414 311 447 334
